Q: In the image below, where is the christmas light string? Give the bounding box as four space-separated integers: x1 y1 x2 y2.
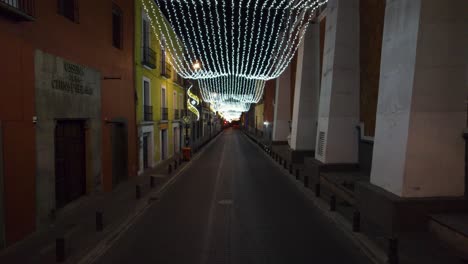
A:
143 0 327 80
198 77 265 104
140 0 328 120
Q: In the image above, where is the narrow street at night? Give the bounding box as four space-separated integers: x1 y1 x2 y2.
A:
95 129 372 264
0 0 466 263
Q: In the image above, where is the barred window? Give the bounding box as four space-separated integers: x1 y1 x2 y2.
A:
58 0 79 23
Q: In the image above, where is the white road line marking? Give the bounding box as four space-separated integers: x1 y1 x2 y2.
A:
77 132 224 264
201 139 227 264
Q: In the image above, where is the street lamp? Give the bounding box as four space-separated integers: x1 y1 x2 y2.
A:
182 115 191 147
192 61 201 70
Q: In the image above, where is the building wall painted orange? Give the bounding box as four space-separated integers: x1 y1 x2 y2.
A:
0 0 136 245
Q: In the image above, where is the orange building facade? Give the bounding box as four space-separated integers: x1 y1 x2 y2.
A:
0 0 137 247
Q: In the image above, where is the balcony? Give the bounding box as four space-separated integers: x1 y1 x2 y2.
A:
143 105 153 122
174 109 180 120
161 107 168 121
0 0 35 21
142 46 156 69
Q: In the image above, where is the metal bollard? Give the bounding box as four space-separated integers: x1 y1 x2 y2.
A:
56 238 65 262
353 211 361 232
150 176 155 188
315 183 321 197
174 160 178 170
136 185 141 200
295 169 300 180
283 160 287 169
330 195 336 211
96 211 103 232
289 164 293 174
168 164 172 174
304 175 309 188
388 237 399 264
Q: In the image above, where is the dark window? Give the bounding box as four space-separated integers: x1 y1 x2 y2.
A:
58 0 78 22
142 17 150 49
112 4 123 49
0 0 35 19
141 15 156 68
143 80 152 121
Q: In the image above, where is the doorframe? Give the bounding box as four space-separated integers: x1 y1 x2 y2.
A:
138 124 154 174
0 121 5 248
160 129 168 161
172 122 180 154
142 76 151 119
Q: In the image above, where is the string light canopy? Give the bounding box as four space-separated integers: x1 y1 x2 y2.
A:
210 99 252 122
198 77 263 120
142 0 328 80
199 76 265 104
213 100 251 113
220 110 245 122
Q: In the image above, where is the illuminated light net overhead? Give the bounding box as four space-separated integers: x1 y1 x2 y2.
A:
142 0 328 80
199 77 265 104
199 77 264 120
213 100 251 113
220 109 245 122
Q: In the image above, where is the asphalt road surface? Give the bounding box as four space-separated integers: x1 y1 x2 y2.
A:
96 128 372 264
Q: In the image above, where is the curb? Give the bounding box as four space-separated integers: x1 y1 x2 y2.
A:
76 131 224 264
242 131 389 264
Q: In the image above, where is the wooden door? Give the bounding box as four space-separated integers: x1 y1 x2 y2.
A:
174 127 180 154
143 133 149 169
55 120 86 208
161 130 167 160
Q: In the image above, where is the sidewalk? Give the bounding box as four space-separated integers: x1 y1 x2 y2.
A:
242 129 465 264
0 131 222 264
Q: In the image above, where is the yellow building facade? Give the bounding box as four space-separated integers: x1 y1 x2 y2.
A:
135 0 186 173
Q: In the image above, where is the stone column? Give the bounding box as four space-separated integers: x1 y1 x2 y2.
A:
289 24 321 161
272 66 291 143
370 0 467 198
315 0 360 164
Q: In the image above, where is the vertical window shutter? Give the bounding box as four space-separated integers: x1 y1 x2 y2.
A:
146 19 151 46
143 20 148 47
144 82 150 106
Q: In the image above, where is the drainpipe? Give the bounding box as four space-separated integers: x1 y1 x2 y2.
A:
0 121 5 248
133 7 139 177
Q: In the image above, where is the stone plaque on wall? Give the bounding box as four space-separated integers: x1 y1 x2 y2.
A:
34 50 102 225
35 50 101 117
